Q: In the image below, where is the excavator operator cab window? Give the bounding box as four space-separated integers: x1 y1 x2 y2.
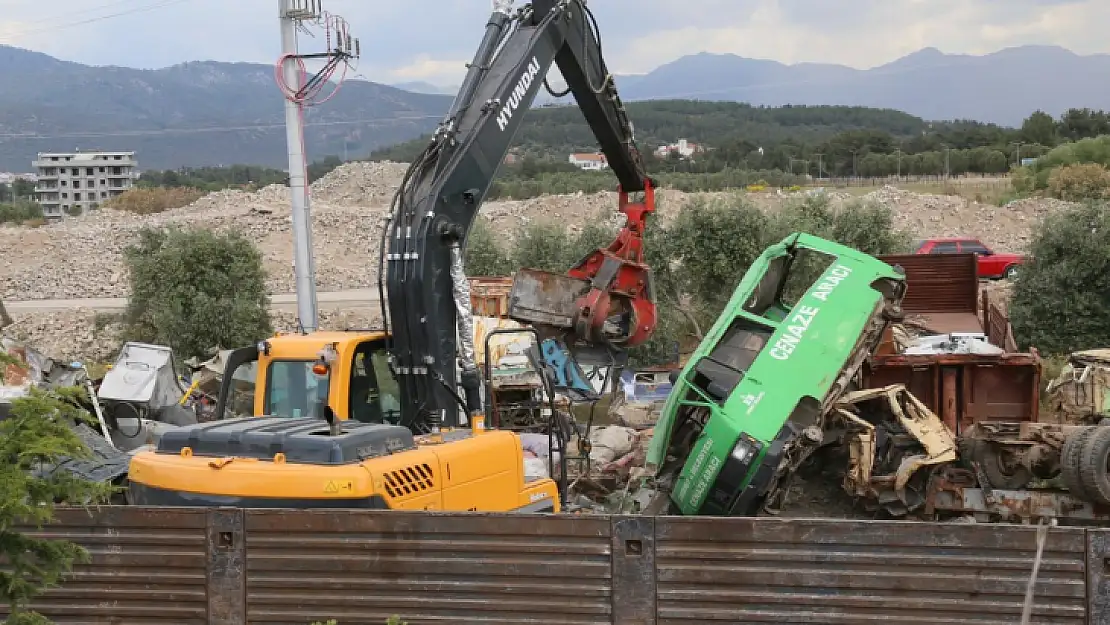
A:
264 360 329 419
349 340 402 424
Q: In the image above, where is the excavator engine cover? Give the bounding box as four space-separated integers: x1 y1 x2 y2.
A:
153 417 417 464
127 417 561 513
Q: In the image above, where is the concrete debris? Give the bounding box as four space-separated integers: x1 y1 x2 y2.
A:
859 184 1067 253
270 308 382 334
4 307 382 363
610 398 660 429
0 170 1072 302
4 309 123 362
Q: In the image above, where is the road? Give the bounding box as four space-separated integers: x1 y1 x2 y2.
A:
5 289 383 314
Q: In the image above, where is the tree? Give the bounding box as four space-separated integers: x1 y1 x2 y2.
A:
464 218 514 276
1010 202 1110 355
123 226 273 361
11 179 35 199
1047 163 1110 201
0 355 112 624
1021 110 1058 147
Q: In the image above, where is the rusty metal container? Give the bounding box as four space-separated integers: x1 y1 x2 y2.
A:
468 275 514 318
865 253 1042 432
861 353 1041 435
877 252 982 334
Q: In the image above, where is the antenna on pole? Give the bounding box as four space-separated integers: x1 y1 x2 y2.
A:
276 0 360 333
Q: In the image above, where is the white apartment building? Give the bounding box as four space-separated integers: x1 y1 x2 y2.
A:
32 151 138 219
568 152 608 171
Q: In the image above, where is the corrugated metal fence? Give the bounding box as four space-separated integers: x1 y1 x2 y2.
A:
5 507 1107 624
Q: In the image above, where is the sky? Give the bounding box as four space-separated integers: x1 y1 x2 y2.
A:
0 0 1107 87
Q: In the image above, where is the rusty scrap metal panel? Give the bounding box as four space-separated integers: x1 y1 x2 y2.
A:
655 517 1087 624
469 275 515 318
0 506 209 624
507 268 592 329
244 509 613 624
962 359 1041 426
985 295 1020 353
878 253 979 315
863 354 1041 434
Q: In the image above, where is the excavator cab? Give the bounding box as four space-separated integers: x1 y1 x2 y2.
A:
211 331 401 425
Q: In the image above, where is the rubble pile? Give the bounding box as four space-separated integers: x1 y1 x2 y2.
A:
0 172 1078 303
3 309 123 363
4 306 383 363
308 161 411 205
858 185 1036 251
270 307 383 334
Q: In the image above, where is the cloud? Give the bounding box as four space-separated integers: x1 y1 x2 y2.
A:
0 0 1106 88
383 55 469 82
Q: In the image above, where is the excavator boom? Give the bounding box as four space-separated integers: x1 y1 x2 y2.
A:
381 0 657 432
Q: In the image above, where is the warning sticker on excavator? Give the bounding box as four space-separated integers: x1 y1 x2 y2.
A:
324 480 353 494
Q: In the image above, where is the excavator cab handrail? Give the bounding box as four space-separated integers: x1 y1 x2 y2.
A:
481 326 568 505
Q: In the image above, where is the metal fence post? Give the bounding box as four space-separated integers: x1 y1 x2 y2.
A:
1088 529 1110 625
206 508 246 624
611 515 656 625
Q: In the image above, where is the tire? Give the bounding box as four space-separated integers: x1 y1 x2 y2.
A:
1061 427 1097 500
1003 264 1018 280
963 438 1033 490
1078 427 1110 506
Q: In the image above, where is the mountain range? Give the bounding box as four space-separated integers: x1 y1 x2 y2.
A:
585 45 1110 127
0 43 1105 171
0 45 452 172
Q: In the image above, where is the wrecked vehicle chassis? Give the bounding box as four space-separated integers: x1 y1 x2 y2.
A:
838 386 1110 523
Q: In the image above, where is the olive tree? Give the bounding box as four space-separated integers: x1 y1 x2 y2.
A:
124 226 273 361
1010 201 1110 354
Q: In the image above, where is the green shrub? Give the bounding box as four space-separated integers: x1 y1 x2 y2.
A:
123 226 273 361
106 186 204 215
1047 163 1110 201
0 354 113 624
1010 201 1110 354
0 200 44 225
465 217 514 276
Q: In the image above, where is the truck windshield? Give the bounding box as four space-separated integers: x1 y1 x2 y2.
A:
264 360 329 419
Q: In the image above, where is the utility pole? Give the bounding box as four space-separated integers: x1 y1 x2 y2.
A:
276 0 359 333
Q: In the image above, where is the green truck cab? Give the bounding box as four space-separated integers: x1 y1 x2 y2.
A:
646 233 906 516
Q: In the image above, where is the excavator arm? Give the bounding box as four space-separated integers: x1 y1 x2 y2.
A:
380 0 657 432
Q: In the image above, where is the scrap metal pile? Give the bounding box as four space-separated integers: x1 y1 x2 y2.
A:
1 336 224 502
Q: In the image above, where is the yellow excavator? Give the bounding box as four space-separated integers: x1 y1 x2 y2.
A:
126 0 658 514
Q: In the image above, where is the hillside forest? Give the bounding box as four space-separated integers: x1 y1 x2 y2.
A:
125 103 1110 200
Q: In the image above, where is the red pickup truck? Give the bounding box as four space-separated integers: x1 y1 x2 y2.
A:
913 237 1027 279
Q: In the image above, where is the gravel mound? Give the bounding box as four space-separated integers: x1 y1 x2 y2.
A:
6 306 383 363
1 173 1073 304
